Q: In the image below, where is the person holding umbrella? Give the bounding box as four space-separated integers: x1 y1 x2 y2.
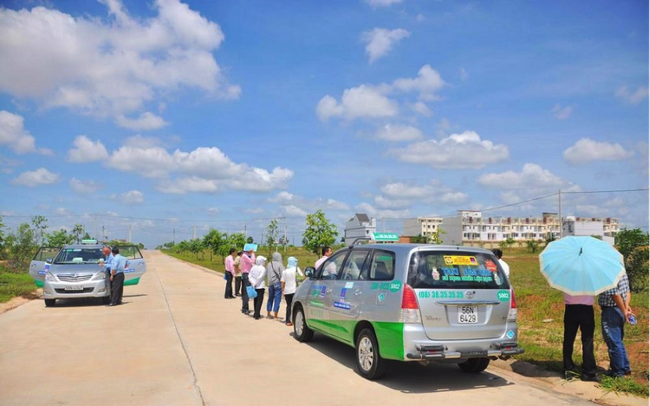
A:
598 272 633 378
539 236 628 382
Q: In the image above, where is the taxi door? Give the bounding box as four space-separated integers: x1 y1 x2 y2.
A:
115 246 147 286
28 246 62 287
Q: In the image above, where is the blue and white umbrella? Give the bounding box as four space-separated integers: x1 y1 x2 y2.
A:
539 236 625 296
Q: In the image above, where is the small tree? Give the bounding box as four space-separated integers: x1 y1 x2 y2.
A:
188 239 203 258
203 229 226 261
526 239 540 253
72 224 85 243
7 222 38 269
46 229 75 246
31 215 48 245
616 228 650 292
302 210 339 256
428 229 446 244
266 219 280 253
246 236 254 244
410 234 427 244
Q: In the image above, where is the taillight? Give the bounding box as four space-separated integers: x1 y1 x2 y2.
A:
508 288 518 320
399 285 421 323
402 285 419 309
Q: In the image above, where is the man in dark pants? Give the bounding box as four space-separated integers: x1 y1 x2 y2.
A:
224 248 236 299
563 293 599 382
100 246 114 303
109 247 126 306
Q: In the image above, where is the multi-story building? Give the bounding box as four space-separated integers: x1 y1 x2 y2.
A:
439 210 617 247
402 217 444 238
563 216 619 245
344 213 376 245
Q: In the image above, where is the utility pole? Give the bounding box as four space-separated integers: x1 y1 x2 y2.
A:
193 225 197 240
558 189 562 238
382 217 385 232
128 225 132 242
94 215 97 241
102 225 105 243
173 228 176 244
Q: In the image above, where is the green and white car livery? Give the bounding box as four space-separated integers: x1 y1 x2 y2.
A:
292 243 524 380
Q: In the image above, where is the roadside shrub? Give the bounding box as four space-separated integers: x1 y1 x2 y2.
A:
626 246 649 293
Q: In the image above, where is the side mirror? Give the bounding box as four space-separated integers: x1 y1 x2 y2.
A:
45 258 53 264
304 267 315 279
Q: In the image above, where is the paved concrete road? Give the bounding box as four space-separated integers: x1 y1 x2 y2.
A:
0 251 597 406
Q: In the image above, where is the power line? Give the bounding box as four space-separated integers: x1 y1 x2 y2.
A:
562 188 649 195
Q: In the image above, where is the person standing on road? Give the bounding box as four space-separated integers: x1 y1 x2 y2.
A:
315 246 332 269
562 293 599 382
266 252 284 320
100 246 114 302
248 256 267 320
491 249 510 277
240 248 255 314
598 272 633 378
233 251 243 296
109 247 126 306
281 256 303 326
224 248 236 299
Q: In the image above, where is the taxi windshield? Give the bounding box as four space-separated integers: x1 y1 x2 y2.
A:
407 251 509 290
54 248 104 264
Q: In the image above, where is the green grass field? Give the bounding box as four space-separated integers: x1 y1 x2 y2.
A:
165 246 649 396
0 264 37 303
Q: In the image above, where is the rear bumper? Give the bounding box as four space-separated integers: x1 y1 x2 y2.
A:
43 280 109 299
403 323 524 361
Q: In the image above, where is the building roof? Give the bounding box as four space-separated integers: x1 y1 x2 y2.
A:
354 213 370 223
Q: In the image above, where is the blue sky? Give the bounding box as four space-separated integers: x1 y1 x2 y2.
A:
0 0 647 247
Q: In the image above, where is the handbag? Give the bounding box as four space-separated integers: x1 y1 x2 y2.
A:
246 285 257 299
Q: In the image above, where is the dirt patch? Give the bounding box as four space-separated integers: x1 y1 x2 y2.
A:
0 290 40 314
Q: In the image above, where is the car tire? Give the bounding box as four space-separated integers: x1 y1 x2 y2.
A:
458 357 490 373
44 299 56 307
101 296 111 305
293 306 314 342
355 328 388 380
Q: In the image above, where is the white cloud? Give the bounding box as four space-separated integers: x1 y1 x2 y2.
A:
365 0 404 7
460 67 468 82
112 190 145 205
374 195 410 209
563 138 633 165
12 167 59 187
374 124 423 142
0 0 240 121
67 135 109 163
316 85 398 121
551 104 573 119
615 86 649 104
379 180 468 206
391 65 445 101
316 65 444 122
282 205 308 218
390 131 509 169
116 112 169 131
206 207 220 216
409 101 432 116
267 191 350 215
107 144 293 193
0 111 51 155
478 163 570 190
355 202 410 219
361 28 410 64
69 178 103 194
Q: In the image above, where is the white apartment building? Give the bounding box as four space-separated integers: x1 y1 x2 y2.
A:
403 217 444 237
563 216 619 245
344 213 376 245
440 210 617 246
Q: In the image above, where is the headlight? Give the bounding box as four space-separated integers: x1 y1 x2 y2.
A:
45 272 57 282
92 271 106 280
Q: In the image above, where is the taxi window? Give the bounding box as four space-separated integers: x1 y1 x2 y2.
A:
407 251 509 290
115 246 144 260
341 250 370 280
54 248 104 264
319 251 347 280
365 250 394 281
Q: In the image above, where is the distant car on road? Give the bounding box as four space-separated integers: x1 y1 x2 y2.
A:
291 243 523 379
28 240 146 307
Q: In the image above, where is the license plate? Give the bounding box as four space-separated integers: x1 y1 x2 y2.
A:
64 285 84 291
458 306 478 324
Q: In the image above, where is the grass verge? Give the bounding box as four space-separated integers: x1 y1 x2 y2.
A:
0 264 36 303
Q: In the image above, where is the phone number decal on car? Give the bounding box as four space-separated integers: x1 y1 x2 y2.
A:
418 290 465 299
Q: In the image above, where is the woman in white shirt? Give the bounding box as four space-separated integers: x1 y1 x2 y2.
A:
281 256 304 326
248 256 267 320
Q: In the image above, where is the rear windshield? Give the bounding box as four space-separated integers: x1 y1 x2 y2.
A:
407 251 509 290
54 248 103 264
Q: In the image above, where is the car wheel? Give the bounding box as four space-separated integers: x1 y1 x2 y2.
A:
355 328 388 380
293 306 314 342
458 357 490 373
101 296 111 305
44 299 56 307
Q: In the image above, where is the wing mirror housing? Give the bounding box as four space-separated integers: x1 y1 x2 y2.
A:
304 267 316 279
45 258 53 264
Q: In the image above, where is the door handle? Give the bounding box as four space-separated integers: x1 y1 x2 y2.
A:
326 289 332 294
354 291 363 296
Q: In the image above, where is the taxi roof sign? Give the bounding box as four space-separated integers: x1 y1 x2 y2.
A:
81 239 98 244
372 232 399 242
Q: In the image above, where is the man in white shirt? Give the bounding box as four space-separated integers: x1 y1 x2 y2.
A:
315 246 332 269
281 256 304 326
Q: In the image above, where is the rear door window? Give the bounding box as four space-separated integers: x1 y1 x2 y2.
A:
340 250 370 280
407 251 509 289
362 250 395 281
